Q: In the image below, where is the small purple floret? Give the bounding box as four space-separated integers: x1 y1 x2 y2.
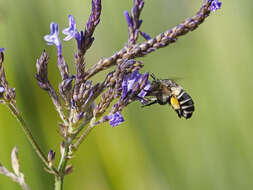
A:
209 0 222 12
124 11 133 28
62 15 83 49
122 70 139 99
62 15 78 41
44 22 62 56
121 70 150 100
108 112 124 127
140 31 151 40
0 48 5 53
138 82 151 99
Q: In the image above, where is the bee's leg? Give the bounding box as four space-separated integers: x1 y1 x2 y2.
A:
142 100 158 107
136 96 150 105
174 109 182 118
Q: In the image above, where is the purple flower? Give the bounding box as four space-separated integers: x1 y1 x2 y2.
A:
62 15 83 49
62 15 80 41
138 82 151 99
44 22 62 56
108 112 124 127
209 0 222 12
140 31 151 40
121 70 151 100
124 11 133 28
0 48 5 53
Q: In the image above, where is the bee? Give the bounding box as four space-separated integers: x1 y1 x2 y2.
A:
143 74 194 119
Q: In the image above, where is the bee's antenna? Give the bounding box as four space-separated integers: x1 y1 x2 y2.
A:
151 73 157 81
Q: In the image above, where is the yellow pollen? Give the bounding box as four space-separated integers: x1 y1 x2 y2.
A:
170 96 180 110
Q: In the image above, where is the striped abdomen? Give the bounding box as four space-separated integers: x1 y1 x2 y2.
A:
176 90 194 119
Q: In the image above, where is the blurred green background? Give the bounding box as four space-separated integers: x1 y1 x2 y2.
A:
0 0 252 189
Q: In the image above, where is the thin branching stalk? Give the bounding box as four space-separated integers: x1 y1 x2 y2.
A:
84 1 215 80
6 102 58 175
73 118 97 151
0 164 30 190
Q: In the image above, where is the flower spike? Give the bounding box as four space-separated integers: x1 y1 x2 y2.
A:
44 22 62 56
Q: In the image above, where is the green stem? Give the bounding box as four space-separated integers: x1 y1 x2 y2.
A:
73 124 96 151
58 139 71 174
6 102 58 175
55 176 64 190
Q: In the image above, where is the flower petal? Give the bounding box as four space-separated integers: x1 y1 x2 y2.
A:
209 0 222 12
62 15 78 41
108 112 124 127
44 22 62 55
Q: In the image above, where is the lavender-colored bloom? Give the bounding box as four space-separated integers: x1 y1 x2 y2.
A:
108 112 124 127
121 70 150 100
44 22 62 56
122 70 139 99
138 82 151 99
209 0 222 12
62 15 82 43
124 11 133 28
0 48 5 53
62 15 83 49
62 15 78 41
140 31 151 40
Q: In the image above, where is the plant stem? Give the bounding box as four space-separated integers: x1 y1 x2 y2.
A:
6 102 58 175
58 138 71 174
55 176 63 190
73 124 96 151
